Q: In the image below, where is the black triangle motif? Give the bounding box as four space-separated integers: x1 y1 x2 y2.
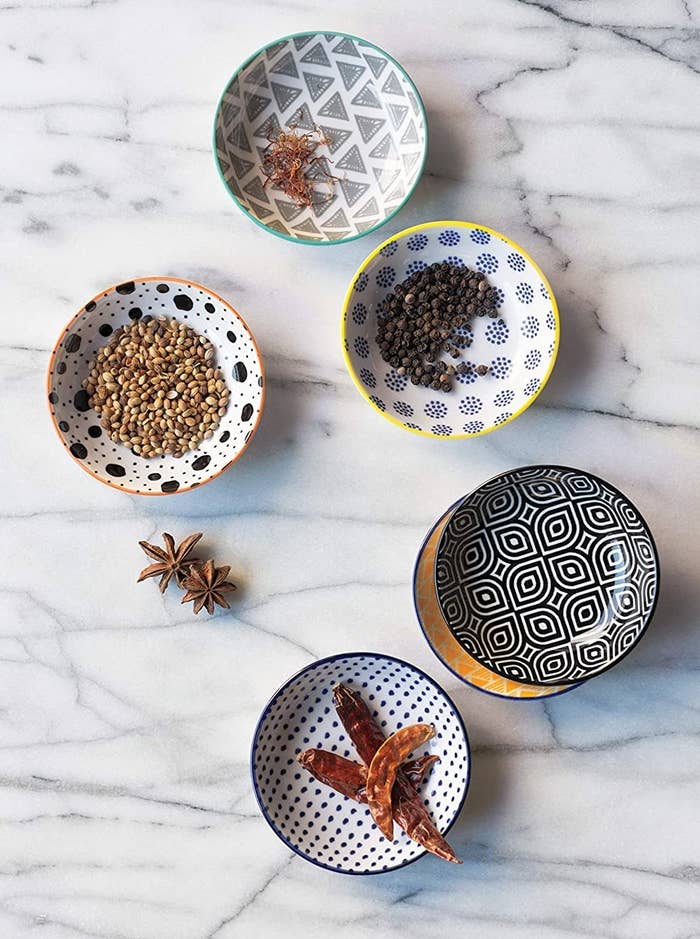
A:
387 103 408 131
318 91 349 121
226 123 251 153
274 199 305 222
402 151 421 174
337 61 366 91
351 81 381 109
354 218 377 233
230 154 255 179
355 114 385 143
363 53 388 79
267 218 291 235
244 60 268 88
310 193 336 217
294 217 321 235
265 41 288 60
401 119 419 144
407 90 421 115
317 125 353 153
303 71 334 102
382 71 405 96
243 176 270 204
369 133 397 160
292 102 315 130
254 112 281 139
270 50 299 78
354 196 379 219
336 144 367 174
373 166 400 193
333 37 360 57
322 207 350 229
293 35 313 51
222 101 241 125
386 180 406 202
244 92 271 122
301 42 331 67
339 178 370 207
327 228 351 240
270 82 303 112
214 125 226 152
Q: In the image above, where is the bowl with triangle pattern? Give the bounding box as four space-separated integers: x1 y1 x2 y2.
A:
213 30 427 245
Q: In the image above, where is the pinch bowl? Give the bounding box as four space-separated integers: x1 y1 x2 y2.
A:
342 221 559 438
251 651 470 874
213 30 427 245
47 276 264 495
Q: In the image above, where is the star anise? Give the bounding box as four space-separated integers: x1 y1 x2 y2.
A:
137 532 203 592
180 559 237 615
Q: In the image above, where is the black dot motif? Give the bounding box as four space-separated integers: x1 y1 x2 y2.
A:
48 278 264 494
252 653 470 874
173 294 193 311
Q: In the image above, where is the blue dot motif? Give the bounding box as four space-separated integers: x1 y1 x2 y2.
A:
438 229 461 247
455 365 477 384
458 396 482 416
453 325 473 350
491 356 512 379
352 303 367 326
485 319 508 345
407 233 428 251
491 286 505 308
354 337 369 359
516 283 534 304
425 400 448 419
405 260 428 275
539 281 549 298
375 266 396 289
464 420 484 433
524 349 542 370
385 369 408 392
369 395 386 411
493 389 515 407
359 368 375 389
354 272 368 293
524 377 540 396
470 229 490 244
507 252 526 272
476 253 498 274
432 424 453 436
494 412 512 426
380 241 398 257
404 422 421 431
393 401 413 418
521 315 538 338
546 309 556 330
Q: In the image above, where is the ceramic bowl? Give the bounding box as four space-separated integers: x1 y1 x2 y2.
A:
414 500 580 700
251 651 470 874
435 466 660 685
213 30 427 245
47 277 265 495
342 221 559 438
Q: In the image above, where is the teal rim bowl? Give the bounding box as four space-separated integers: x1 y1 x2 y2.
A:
212 30 428 246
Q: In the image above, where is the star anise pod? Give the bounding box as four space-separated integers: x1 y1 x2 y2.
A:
181 559 237 615
137 532 203 592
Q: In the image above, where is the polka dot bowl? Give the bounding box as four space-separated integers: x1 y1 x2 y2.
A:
47 277 265 495
213 30 427 245
251 652 470 874
342 221 560 438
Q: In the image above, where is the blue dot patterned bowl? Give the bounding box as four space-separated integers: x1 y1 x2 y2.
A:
341 221 560 438
251 652 471 874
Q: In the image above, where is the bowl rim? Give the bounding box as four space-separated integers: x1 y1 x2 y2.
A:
412 497 582 701
211 29 429 247
249 649 472 875
340 219 561 438
46 275 266 496
432 464 661 685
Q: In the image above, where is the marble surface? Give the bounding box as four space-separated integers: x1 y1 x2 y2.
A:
1 1 699 937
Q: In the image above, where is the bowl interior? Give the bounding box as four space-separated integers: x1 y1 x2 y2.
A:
214 31 426 243
414 503 578 699
48 278 264 494
343 222 558 437
435 466 659 685
252 652 469 874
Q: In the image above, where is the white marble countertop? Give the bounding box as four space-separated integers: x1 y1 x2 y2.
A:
2 1 699 937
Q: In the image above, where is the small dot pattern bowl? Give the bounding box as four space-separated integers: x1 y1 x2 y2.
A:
213 31 427 245
342 221 560 438
251 652 470 874
47 277 264 495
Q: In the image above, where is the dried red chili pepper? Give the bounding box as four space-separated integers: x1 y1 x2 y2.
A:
366 723 435 839
296 749 439 802
332 684 461 863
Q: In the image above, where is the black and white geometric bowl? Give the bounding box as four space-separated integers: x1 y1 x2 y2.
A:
47 277 265 495
213 30 427 245
435 466 660 685
251 652 470 874
342 221 559 437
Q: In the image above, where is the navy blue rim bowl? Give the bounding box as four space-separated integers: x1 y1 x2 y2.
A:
429 464 661 688
249 650 472 875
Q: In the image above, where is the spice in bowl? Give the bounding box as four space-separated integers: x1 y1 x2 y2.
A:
83 316 230 458
260 124 337 208
375 261 500 392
